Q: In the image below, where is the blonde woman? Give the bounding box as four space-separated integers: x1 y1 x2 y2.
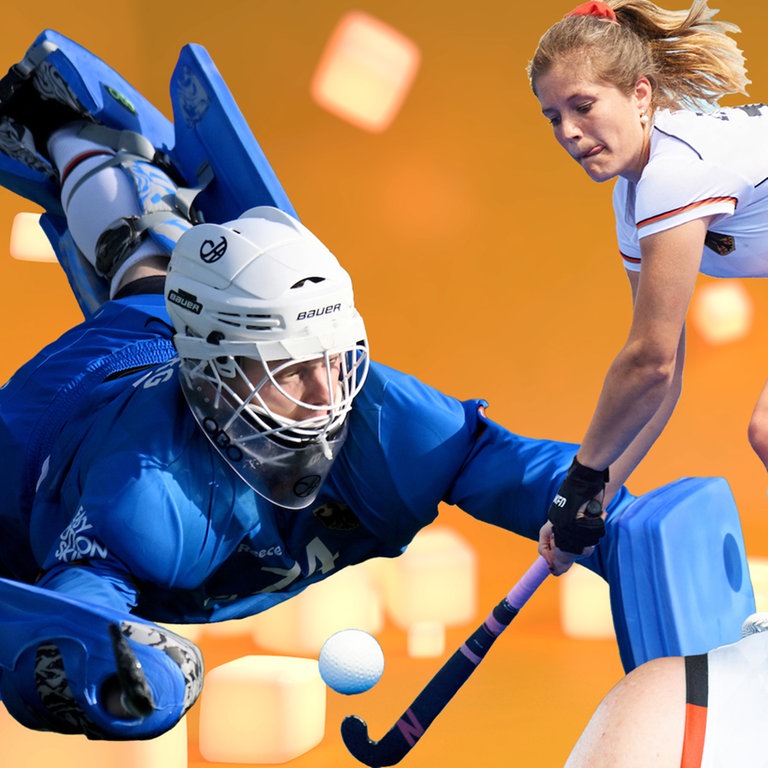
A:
528 0 766 573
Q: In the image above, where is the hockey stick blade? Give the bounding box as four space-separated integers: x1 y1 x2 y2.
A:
341 556 550 766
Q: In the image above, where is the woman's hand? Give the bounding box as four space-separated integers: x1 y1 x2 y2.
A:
538 520 596 575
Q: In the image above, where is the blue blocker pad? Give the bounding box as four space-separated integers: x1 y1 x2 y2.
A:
599 477 755 672
0 577 188 738
168 42 297 222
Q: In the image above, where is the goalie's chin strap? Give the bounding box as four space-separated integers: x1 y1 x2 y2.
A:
61 122 213 283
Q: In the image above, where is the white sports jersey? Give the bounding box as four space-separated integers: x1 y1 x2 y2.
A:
614 105 768 277
701 631 768 767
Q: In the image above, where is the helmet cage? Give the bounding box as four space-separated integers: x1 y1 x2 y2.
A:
179 342 369 445
237 349 367 443
176 342 368 509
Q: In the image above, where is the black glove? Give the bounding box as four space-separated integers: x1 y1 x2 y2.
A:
547 456 609 554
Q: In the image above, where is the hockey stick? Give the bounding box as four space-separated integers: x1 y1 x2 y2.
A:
340 555 551 766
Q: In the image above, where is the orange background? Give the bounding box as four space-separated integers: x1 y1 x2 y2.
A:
2 1 768 766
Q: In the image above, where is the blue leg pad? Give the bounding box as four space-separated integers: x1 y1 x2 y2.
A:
40 212 110 316
0 29 175 217
0 30 296 318
3 29 297 222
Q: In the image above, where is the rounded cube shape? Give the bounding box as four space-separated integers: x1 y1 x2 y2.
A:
559 564 615 640
383 527 477 629
310 11 420 132
407 621 446 658
199 655 325 764
747 556 768 612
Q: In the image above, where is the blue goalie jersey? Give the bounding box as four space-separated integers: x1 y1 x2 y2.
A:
0 293 585 623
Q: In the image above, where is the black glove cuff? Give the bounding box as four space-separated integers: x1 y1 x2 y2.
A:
568 456 609 486
547 456 608 554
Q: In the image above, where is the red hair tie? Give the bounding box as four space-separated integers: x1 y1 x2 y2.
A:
566 1 620 23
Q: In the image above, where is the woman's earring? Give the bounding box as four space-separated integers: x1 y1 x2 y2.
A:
640 111 650 125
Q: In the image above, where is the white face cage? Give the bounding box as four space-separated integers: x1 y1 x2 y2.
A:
177 344 369 509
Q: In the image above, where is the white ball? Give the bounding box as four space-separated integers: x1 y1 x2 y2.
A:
318 629 384 695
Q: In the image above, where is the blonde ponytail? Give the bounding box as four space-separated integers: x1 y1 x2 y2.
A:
528 0 749 111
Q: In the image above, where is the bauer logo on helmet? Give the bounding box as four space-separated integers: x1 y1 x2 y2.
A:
297 303 342 321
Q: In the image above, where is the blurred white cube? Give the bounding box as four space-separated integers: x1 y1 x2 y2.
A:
559 564 615 640
310 11 420 132
690 280 753 344
383 527 477 630
748 556 768 612
10 212 57 262
407 621 446 658
199 655 325 763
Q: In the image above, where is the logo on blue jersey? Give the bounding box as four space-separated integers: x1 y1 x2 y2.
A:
312 501 360 531
55 507 108 562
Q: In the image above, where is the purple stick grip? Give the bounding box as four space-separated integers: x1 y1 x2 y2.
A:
506 556 550 610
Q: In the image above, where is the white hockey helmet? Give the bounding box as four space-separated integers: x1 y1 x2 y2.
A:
165 206 369 509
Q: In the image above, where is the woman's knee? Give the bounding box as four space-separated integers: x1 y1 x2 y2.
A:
748 410 768 468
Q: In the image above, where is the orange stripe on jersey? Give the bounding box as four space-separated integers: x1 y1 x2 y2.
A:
621 251 641 264
681 653 708 768
680 703 707 768
638 197 738 230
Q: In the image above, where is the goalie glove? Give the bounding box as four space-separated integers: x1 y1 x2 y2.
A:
547 456 609 554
